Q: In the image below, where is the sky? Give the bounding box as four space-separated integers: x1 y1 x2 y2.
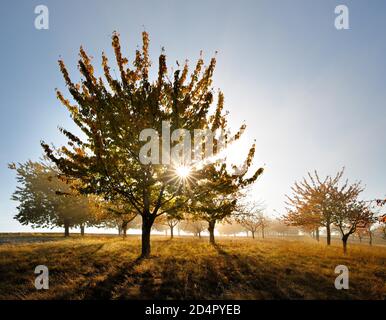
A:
0 0 385 233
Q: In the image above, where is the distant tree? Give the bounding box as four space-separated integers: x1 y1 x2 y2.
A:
354 227 364 243
328 182 375 254
95 199 139 238
217 220 244 237
191 148 263 244
375 198 386 206
9 160 97 236
374 199 386 239
153 209 183 239
284 209 321 241
236 202 268 239
333 202 374 253
180 217 206 238
152 218 169 236
354 210 379 246
165 211 184 239
285 169 355 245
374 224 386 240
268 219 299 237
41 31 262 257
380 215 386 239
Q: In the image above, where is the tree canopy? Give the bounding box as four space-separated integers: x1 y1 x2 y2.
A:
41 31 262 256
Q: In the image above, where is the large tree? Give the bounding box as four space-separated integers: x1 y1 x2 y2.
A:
41 32 261 257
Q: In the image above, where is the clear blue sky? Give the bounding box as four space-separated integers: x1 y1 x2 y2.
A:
1 0 385 232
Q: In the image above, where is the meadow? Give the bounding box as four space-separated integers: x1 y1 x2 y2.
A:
0 234 385 300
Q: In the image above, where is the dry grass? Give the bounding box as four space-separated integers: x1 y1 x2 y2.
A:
0 234 385 300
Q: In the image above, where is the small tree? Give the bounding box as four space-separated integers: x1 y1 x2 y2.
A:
327 181 375 253
375 199 386 239
9 160 96 236
217 220 244 237
285 169 356 245
95 198 139 238
236 202 268 239
166 212 183 239
191 146 263 244
375 224 386 239
180 216 206 238
268 219 299 237
332 200 374 254
153 209 183 239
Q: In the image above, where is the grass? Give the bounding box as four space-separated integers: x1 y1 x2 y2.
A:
0 234 385 300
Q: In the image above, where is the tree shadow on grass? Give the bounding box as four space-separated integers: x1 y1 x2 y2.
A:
79 256 144 299
212 244 353 299
212 244 288 299
111 256 165 300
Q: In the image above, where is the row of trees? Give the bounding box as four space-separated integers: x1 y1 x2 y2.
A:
10 161 97 236
11 161 384 253
284 169 385 253
9 159 140 237
10 158 271 240
10 158 305 243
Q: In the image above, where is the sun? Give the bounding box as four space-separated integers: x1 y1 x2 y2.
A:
175 166 191 179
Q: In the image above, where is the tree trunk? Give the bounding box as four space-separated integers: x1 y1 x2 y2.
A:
252 231 255 239
80 224 85 236
64 222 70 237
315 227 320 242
326 223 331 245
246 231 249 237
342 234 349 254
141 217 153 258
118 225 122 236
170 226 174 239
208 220 216 244
369 231 373 246
261 226 265 239
198 231 201 238
122 221 128 239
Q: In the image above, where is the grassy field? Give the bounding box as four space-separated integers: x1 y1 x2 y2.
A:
0 234 385 300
